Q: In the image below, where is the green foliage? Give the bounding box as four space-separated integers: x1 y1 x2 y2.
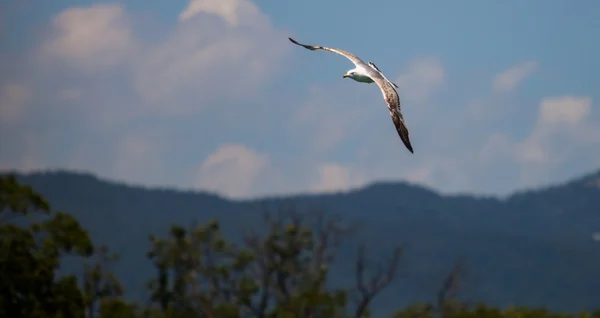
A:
393 302 434 318
83 244 124 318
143 209 391 318
0 173 50 218
97 298 140 318
391 303 600 318
0 174 93 317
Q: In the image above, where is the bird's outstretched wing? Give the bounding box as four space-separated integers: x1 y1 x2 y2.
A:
289 37 367 68
368 61 399 88
371 76 414 153
289 36 413 154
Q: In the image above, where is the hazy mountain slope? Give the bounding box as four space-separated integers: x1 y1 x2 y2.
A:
9 169 600 312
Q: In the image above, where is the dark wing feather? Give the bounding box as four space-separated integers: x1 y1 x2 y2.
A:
372 76 414 154
390 108 414 153
368 61 382 72
368 61 400 88
288 37 366 67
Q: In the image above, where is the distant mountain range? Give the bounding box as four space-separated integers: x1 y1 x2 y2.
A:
8 169 600 313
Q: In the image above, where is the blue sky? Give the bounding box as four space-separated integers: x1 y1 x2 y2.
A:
1 0 599 199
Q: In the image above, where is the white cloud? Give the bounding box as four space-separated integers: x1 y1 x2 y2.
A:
395 58 445 103
473 95 598 189
514 96 593 165
492 61 538 93
3 1 599 201
0 156 39 173
133 0 288 115
310 163 365 193
0 0 293 197
0 83 29 125
42 4 135 70
479 133 512 161
406 165 433 185
357 94 598 196
539 96 591 125
61 132 166 187
113 134 163 184
194 143 269 198
0 132 44 173
58 88 83 101
179 0 263 26
291 85 371 153
516 141 547 165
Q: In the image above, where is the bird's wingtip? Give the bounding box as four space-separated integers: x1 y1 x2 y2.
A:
398 125 414 154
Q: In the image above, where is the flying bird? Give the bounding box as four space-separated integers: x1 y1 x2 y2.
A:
288 37 414 154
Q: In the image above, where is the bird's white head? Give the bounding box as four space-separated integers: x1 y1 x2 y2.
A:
342 69 357 79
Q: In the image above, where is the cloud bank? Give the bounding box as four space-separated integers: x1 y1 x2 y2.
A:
1 1 599 199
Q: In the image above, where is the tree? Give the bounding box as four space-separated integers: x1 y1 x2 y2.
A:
82 244 124 318
435 259 470 318
96 297 140 318
0 174 94 317
144 203 403 317
392 258 470 318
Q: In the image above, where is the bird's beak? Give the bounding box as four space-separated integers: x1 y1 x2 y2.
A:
343 73 350 78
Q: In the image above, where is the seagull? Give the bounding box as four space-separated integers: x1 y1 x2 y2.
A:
289 37 414 154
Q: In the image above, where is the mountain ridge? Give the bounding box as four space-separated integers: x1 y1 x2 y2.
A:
5 167 599 202
3 168 600 312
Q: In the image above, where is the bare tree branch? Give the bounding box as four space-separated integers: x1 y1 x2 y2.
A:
435 259 469 318
354 244 402 318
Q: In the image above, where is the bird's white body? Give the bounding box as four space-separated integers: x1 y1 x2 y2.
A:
346 67 375 84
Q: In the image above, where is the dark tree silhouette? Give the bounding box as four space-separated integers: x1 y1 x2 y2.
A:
0 174 93 317
144 203 403 317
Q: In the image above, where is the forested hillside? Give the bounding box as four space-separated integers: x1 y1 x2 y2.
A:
3 170 600 316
